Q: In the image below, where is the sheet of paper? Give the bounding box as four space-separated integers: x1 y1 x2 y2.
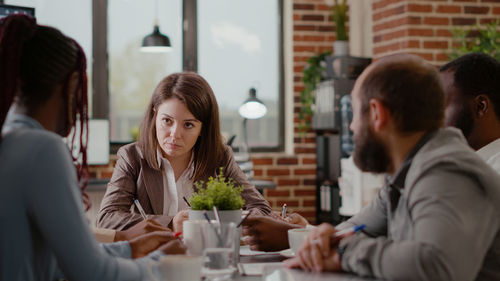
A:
238 262 283 276
240 245 281 256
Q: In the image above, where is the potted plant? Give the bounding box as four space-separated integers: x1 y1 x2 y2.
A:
188 168 245 261
188 168 245 222
448 20 500 61
331 0 349 56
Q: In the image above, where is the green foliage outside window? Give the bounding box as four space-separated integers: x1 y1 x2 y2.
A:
189 168 245 211
449 20 500 61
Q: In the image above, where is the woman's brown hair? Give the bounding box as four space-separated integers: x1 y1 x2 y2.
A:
138 72 227 182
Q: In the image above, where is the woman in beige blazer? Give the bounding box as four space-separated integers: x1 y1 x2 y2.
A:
97 72 272 231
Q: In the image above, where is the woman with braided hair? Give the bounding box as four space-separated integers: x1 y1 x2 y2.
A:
0 14 185 280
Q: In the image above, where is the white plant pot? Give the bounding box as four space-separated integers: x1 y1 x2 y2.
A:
189 209 242 264
334 40 349 56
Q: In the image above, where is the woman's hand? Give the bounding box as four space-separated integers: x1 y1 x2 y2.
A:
172 210 189 233
115 218 170 242
128 231 178 258
158 239 187 255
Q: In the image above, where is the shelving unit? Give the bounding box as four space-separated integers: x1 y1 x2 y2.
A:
313 55 371 225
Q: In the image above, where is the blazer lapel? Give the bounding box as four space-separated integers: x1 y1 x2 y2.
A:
140 159 164 215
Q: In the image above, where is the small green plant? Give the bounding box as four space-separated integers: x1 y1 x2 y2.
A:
298 51 331 133
449 20 500 61
332 0 348 41
189 168 245 210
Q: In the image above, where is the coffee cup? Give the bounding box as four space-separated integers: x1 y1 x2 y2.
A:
183 220 208 256
158 255 203 281
287 228 313 254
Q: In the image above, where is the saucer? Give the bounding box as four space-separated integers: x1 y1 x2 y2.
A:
279 248 295 258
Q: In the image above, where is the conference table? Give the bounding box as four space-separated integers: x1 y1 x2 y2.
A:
233 247 381 281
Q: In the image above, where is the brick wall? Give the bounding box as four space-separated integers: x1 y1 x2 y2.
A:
89 0 336 224
372 0 500 65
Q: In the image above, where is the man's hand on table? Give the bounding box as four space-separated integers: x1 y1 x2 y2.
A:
242 216 302 252
284 223 343 272
115 218 171 242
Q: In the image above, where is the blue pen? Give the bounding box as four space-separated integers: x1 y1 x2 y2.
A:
331 224 366 239
134 199 147 220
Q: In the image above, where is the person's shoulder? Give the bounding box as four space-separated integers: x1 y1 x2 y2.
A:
116 142 144 159
3 128 65 152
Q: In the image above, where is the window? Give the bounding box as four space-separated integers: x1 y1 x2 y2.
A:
5 0 93 113
197 0 283 151
6 0 284 152
108 0 183 142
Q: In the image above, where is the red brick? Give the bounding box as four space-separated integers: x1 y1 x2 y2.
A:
277 158 299 165
435 53 450 62
480 18 499 24
402 40 420 48
294 25 316 31
407 4 432 13
293 4 314 10
267 169 290 176
293 45 315 52
254 169 263 176
303 35 327 42
304 137 315 143
464 6 489 14
436 5 461 13
294 65 305 72
294 169 316 175
318 25 335 32
277 200 299 207
302 15 325 21
423 17 449 25
303 200 316 207
494 7 500 14
382 29 406 41
373 0 404 11
277 179 301 186
252 158 273 165
436 29 452 37
294 189 316 196
294 147 316 154
294 86 305 92
373 42 401 55
423 41 448 49
452 17 477 25
302 157 316 164
407 28 434 36
316 4 332 11
266 190 290 197
303 179 316 186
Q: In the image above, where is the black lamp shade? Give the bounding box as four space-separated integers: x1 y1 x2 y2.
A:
141 25 172 52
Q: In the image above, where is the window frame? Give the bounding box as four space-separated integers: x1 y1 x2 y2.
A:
94 0 284 153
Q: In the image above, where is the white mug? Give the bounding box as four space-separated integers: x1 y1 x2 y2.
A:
182 220 208 256
287 228 313 254
158 255 203 281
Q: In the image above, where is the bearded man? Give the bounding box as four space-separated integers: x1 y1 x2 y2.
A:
284 54 500 281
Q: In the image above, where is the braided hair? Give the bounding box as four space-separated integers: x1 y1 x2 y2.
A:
0 14 90 210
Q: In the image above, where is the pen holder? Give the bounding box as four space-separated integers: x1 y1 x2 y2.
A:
189 209 242 265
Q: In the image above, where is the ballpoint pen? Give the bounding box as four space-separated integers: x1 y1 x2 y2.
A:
236 210 253 228
312 224 367 246
281 203 287 219
134 199 148 220
183 196 191 207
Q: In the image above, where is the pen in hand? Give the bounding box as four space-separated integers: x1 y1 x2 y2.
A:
134 199 148 220
183 196 191 207
281 203 287 219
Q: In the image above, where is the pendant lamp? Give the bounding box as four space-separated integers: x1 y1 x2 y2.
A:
141 0 172 53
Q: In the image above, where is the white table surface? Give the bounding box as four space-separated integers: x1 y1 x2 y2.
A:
235 247 381 281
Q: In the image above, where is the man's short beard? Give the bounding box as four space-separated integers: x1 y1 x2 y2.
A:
352 116 391 173
453 103 474 140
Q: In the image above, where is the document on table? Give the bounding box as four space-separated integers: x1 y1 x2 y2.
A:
238 262 283 276
240 245 281 256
